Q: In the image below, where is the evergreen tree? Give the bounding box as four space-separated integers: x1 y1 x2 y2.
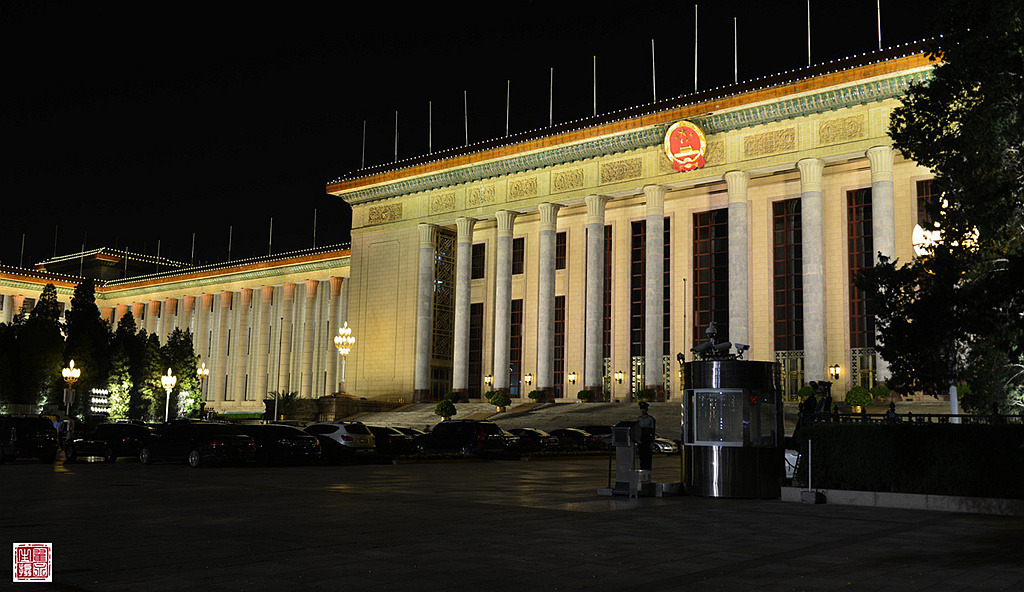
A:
107 341 132 419
134 332 165 421
63 280 111 417
162 328 201 418
18 284 64 408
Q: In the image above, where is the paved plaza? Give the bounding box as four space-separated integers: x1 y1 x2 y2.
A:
3 455 1023 591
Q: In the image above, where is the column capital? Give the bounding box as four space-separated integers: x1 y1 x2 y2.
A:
455 217 477 243
239 287 253 306
329 276 344 297
200 293 214 309
496 210 517 237
100 306 114 321
182 295 195 308
724 170 750 204
796 158 825 193
282 283 297 300
418 223 438 248
261 285 274 302
585 194 608 225
866 145 894 183
163 298 178 313
643 185 667 212
219 291 233 307
304 279 319 298
538 203 561 231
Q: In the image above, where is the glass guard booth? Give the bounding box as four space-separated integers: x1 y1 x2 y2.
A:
682 360 783 498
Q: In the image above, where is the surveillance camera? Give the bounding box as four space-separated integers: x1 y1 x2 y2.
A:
735 343 749 352
713 341 733 353
676 352 685 363
691 341 712 353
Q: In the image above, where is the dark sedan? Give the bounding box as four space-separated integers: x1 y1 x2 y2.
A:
241 424 321 465
549 428 608 450
67 422 155 463
366 425 414 455
508 428 560 451
139 420 255 467
0 415 58 463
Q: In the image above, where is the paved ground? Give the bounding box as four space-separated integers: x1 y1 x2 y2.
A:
4 455 1022 591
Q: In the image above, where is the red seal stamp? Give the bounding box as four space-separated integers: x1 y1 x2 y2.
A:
13 543 52 583
663 121 708 172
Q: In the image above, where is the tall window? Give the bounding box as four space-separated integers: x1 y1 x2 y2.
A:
603 225 612 359
630 219 671 357
471 243 486 279
469 303 484 397
555 231 567 270
917 179 937 228
554 295 565 397
512 237 525 275
693 209 729 348
848 188 875 348
510 299 523 396
773 199 804 351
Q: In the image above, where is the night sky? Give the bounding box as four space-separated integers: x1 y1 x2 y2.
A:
1 1 939 269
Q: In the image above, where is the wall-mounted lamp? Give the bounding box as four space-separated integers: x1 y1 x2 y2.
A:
524 373 533 386
484 374 493 386
829 364 841 381
568 371 577 385
614 370 624 384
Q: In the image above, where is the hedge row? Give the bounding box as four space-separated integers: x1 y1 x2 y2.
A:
792 423 1024 499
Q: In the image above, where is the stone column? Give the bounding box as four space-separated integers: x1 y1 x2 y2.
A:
299 280 319 398
325 277 343 395
145 300 160 337
797 158 826 382
277 283 296 394
131 302 144 329
11 295 25 322
163 298 178 340
115 304 129 327
414 224 437 402
255 286 274 400
1 295 12 324
180 296 195 335
234 288 253 400
197 294 214 365
725 171 750 348
867 145 895 382
214 291 233 401
493 211 517 393
452 217 476 400
536 203 560 400
100 306 114 324
584 194 608 398
644 185 667 398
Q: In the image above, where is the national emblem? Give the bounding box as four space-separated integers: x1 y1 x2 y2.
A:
664 121 708 172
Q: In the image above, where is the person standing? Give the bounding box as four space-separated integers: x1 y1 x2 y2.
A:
636 401 656 471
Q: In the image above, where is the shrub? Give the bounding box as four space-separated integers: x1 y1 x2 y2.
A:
527 390 545 402
434 399 456 419
797 385 814 400
637 388 655 402
844 385 872 407
483 390 499 402
442 392 459 402
870 384 892 402
489 392 512 409
576 389 595 402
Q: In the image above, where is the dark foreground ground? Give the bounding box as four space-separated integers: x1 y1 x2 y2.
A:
3 455 1023 591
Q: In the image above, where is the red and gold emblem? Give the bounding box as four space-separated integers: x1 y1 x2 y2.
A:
664 121 707 172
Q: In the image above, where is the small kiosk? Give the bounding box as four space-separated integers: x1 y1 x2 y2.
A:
682 323 784 498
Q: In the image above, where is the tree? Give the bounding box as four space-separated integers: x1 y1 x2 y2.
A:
162 329 201 418
63 280 110 417
18 284 64 408
107 341 132 419
865 0 1024 412
133 331 164 421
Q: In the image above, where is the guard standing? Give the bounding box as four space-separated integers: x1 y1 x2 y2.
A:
637 401 656 471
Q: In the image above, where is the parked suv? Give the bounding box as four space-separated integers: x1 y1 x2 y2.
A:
67 422 156 463
415 420 507 454
0 415 58 463
138 420 256 467
304 422 375 453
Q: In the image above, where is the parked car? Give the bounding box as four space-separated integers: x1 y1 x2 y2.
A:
394 426 427 438
0 415 58 463
303 421 375 455
414 420 507 454
366 425 414 454
67 422 156 462
577 424 613 445
240 424 321 465
138 420 256 467
651 435 680 455
508 428 560 451
549 428 608 450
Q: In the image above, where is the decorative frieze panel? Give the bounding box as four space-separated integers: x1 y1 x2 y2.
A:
705 141 725 165
467 185 497 207
600 157 643 184
430 192 456 214
743 128 796 158
367 203 403 225
507 176 538 200
818 116 866 145
552 168 584 192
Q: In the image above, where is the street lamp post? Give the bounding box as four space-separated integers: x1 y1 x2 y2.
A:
333 322 355 394
196 361 209 417
161 368 177 422
61 359 81 418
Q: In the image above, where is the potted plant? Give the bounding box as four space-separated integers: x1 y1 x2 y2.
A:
434 399 456 421
844 385 872 413
637 388 655 402
576 389 595 403
483 390 499 403
796 385 814 401
527 390 545 402
489 391 512 412
870 384 892 403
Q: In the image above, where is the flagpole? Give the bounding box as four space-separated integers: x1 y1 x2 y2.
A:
428 101 433 154
876 0 882 50
312 209 317 248
651 39 657 102
807 0 812 66
592 56 597 116
360 120 366 169
191 233 196 265
505 80 510 137
733 17 738 84
694 4 699 93
393 110 398 163
268 218 273 256
228 226 233 262
464 90 468 146
549 67 554 127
